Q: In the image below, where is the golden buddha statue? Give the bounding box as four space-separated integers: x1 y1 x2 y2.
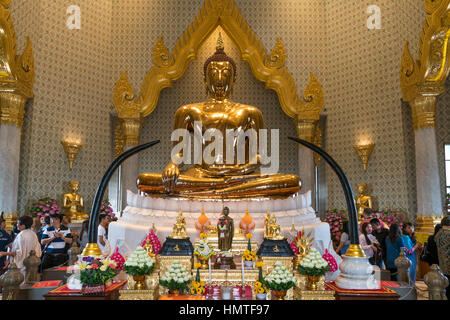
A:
264 210 271 238
63 181 89 220
137 33 300 199
168 210 189 239
355 183 373 221
143 238 155 257
266 214 285 240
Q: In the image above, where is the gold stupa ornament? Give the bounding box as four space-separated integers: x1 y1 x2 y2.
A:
354 143 374 172
239 208 255 235
194 207 211 235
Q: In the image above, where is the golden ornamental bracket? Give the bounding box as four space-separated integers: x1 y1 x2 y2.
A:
113 0 324 122
401 0 450 102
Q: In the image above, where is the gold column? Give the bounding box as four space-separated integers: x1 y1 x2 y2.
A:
295 119 318 144
121 118 142 147
409 95 437 131
0 92 28 127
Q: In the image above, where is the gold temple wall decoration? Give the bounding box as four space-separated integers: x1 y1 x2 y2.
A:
400 0 450 128
354 143 375 172
0 0 34 127
113 0 324 126
61 140 82 170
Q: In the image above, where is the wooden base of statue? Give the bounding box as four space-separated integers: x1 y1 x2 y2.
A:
293 273 333 300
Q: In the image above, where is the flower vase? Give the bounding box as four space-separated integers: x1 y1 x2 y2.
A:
81 284 105 296
133 275 147 290
271 290 287 300
306 275 321 290
244 260 254 269
168 289 180 296
256 293 267 300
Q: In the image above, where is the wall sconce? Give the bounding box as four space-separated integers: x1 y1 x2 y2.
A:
61 140 82 169
354 143 374 172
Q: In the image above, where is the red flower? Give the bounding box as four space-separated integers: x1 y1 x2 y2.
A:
92 264 99 269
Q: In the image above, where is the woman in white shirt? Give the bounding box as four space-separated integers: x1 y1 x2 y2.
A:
0 216 41 276
97 214 111 256
359 222 379 265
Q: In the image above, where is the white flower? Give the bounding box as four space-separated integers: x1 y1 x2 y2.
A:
274 279 281 284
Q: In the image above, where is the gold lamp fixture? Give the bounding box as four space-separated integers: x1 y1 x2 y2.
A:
61 140 82 169
354 143 374 172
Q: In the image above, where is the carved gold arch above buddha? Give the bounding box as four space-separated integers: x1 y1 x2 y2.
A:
400 0 450 130
0 0 35 127
114 0 324 148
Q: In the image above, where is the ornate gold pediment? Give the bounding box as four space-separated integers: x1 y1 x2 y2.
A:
401 0 450 102
114 0 323 122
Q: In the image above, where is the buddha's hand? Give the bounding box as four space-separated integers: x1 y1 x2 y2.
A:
162 162 179 192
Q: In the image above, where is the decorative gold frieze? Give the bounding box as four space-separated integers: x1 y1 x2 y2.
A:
295 119 318 143
0 92 27 127
113 0 323 123
409 95 437 130
2 212 17 232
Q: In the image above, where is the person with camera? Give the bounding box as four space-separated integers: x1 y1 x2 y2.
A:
40 214 72 271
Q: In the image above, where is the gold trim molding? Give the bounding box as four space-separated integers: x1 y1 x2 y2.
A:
0 0 34 127
113 0 324 125
400 0 450 129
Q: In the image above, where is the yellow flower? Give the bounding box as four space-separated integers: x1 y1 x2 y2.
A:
100 265 107 272
199 281 205 287
196 288 203 295
254 281 261 288
190 288 196 294
257 287 265 294
200 233 207 238
246 233 253 239
256 261 264 268
194 262 201 269
244 249 250 256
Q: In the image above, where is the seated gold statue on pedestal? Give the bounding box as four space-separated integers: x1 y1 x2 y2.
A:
265 213 285 240
137 34 300 199
143 238 155 257
168 210 189 239
63 181 89 220
355 183 373 221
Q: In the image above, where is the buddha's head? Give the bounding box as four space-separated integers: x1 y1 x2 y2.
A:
223 206 230 216
357 183 367 195
70 181 79 193
204 33 237 101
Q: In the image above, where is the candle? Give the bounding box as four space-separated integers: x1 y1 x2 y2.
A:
208 257 212 289
241 256 245 288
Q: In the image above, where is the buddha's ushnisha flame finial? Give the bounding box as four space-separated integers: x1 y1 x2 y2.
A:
216 32 224 52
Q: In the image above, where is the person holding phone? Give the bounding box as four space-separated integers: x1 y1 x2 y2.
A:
40 214 72 271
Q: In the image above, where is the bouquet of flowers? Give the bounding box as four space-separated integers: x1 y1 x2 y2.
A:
254 261 269 295
194 233 215 260
321 249 338 273
159 261 191 292
110 247 125 271
377 210 405 228
243 233 256 262
100 200 117 221
76 256 118 286
298 248 330 276
141 229 162 255
323 209 347 241
123 246 156 276
264 261 296 291
29 197 61 218
190 263 206 295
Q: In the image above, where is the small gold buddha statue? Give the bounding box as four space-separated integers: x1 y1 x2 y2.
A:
137 33 300 199
355 183 373 221
143 238 155 257
168 210 189 239
264 211 271 238
63 181 89 220
266 214 285 240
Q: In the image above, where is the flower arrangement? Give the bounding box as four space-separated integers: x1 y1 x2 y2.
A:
364 209 405 228
159 261 191 291
194 233 215 260
110 247 125 271
264 261 296 292
123 246 156 276
321 249 338 273
444 193 450 214
99 199 117 221
190 263 206 295
29 197 61 218
254 261 269 295
323 209 347 241
76 256 118 286
243 233 256 261
298 248 330 276
141 229 162 255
